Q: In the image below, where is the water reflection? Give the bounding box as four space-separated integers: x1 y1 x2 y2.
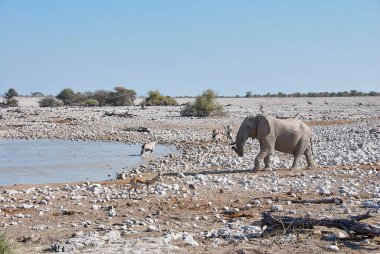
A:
0 139 177 186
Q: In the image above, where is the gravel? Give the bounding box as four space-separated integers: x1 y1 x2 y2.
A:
0 96 379 253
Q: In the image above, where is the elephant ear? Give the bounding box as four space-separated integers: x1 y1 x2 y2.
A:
256 115 271 140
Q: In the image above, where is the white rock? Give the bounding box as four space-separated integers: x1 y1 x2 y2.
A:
327 245 339 251
271 204 283 212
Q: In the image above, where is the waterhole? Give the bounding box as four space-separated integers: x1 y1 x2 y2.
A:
0 139 177 186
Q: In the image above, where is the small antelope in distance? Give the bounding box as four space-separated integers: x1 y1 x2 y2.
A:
212 125 233 142
129 172 162 199
140 141 156 155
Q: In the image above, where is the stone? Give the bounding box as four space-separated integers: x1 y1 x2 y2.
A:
108 207 117 217
327 245 339 251
146 225 158 232
104 230 121 242
180 232 199 246
271 204 283 212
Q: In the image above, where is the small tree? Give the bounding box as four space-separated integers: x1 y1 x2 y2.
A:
38 97 63 107
57 88 76 105
108 87 136 106
180 89 224 117
93 89 111 106
144 90 178 106
5 88 18 98
2 88 19 107
245 91 252 98
30 92 45 97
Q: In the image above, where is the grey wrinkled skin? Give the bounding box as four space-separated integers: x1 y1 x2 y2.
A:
232 115 314 171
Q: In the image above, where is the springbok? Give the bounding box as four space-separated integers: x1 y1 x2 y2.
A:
140 141 156 155
128 173 162 199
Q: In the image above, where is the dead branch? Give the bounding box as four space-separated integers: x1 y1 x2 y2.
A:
275 112 301 120
124 127 151 133
103 109 135 117
261 212 380 238
265 197 343 205
349 211 371 221
290 197 343 205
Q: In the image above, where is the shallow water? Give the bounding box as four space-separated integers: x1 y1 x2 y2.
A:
0 139 177 186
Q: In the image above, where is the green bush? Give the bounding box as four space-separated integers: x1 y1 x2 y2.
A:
55 87 137 107
93 90 111 106
84 99 99 107
4 98 19 107
30 92 45 97
5 88 18 98
0 231 17 254
1 88 19 107
107 87 137 106
38 97 63 107
57 88 76 105
144 90 178 106
180 89 224 117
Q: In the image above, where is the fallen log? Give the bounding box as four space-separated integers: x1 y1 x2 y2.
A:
290 197 343 205
265 196 343 205
261 211 380 238
103 110 135 117
124 127 151 133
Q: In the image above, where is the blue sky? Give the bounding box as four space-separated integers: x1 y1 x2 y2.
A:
0 0 379 96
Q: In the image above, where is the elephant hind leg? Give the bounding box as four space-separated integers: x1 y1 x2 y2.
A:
291 154 301 170
291 142 305 170
304 147 314 168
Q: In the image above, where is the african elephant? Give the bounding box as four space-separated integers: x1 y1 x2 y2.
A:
230 115 314 171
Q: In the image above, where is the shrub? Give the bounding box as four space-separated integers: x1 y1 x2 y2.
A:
38 97 63 107
93 90 111 106
57 88 76 105
84 99 99 107
4 98 19 107
1 88 19 107
108 87 137 106
180 89 224 117
144 90 178 106
5 88 18 98
30 92 45 97
0 231 17 254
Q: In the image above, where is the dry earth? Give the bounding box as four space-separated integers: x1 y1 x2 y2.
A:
0 96 380 254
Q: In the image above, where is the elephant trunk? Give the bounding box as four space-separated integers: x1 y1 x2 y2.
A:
231 130 246 157
233 142 244 157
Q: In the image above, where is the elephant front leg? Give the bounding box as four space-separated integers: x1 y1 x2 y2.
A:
253 149 271 171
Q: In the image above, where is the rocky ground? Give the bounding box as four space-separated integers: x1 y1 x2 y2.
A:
0 96 379 253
